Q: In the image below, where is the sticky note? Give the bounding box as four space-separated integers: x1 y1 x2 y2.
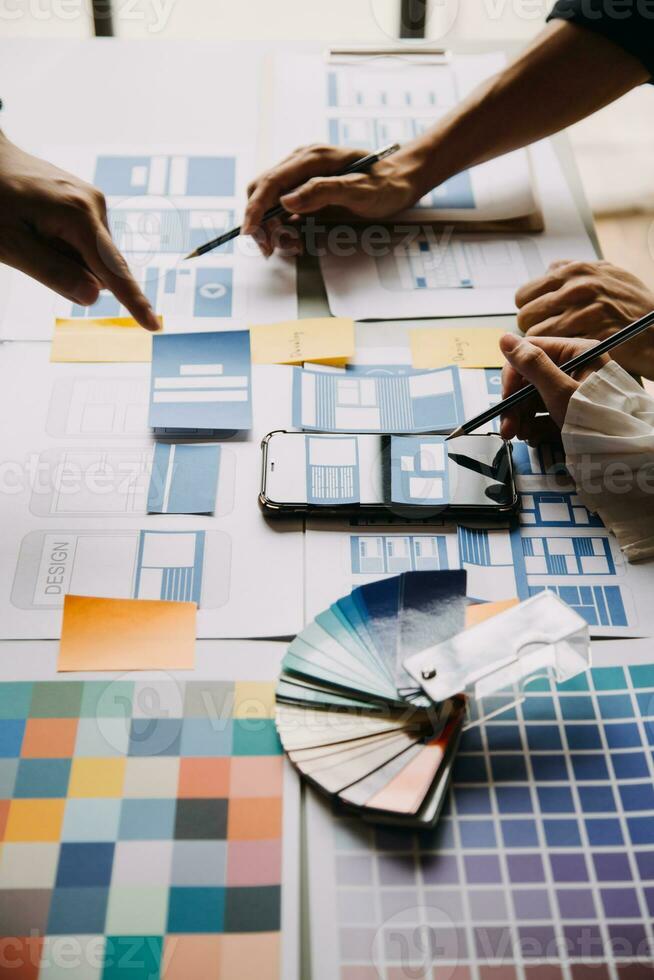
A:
410 327 506 369
150 330 252 433
58 595 196 672
51 317 162 363
148 443 221 514
465 598 520 628
250 317 355 366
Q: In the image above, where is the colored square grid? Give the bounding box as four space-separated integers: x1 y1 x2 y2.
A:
0 676 286 968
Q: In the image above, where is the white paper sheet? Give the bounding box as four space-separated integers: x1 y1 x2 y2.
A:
305 638 654 980
319 140 597 320
0 145 296 340
0 343 303 639
0 637 300 980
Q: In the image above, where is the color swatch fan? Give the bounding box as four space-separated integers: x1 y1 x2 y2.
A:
275 571 470 828
276 576 592 829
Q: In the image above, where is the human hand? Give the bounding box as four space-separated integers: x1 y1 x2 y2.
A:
515 260 654 377
0 133 160 331
500 333 608 443
242 142 429 256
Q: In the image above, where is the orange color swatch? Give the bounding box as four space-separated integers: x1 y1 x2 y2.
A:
58 595 196 672
465 597 520 628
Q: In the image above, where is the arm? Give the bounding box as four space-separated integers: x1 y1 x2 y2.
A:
0 132 160 331
244 19 649 252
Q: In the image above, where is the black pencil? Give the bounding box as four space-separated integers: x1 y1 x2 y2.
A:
184 143 401 259
447 308 654 439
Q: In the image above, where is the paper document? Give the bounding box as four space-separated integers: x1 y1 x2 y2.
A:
149 330 252 433
306 648 654 979
411 325 506 368
0 145 297 340
274 52 539 226
51 316 162 363
305 511 654 638
293 364 463 433
319 141 597 320
0 344 304 640
250 317 354 366
147 443 221 514
58 593 196 670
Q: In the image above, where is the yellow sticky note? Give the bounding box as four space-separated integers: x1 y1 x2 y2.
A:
58 594 196 672
410 327 506 369
465 598 520 629
51 316 162 363
249 317 355 366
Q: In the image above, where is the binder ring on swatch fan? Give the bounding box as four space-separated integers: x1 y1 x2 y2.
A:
275 574 591 829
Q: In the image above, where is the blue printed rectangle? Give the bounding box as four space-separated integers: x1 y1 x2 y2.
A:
148 443 220 514
391 435 449 507
293 365 462 433
133 530 205 604
94 154 235 197
306 435 360 505
150 330 251 433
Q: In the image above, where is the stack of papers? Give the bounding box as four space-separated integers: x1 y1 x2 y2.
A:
274 52 541 228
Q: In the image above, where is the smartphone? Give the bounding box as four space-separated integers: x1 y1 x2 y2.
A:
260 430 517 520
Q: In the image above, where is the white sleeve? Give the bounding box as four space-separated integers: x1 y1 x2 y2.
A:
562 361 654 562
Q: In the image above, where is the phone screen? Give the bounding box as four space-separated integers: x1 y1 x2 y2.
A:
262 431 514 512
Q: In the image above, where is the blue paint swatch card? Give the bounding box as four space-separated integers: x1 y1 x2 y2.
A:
306 435 360 505
293 365 463 433
391 435 449 506
149 330 251 434
148 443 221 514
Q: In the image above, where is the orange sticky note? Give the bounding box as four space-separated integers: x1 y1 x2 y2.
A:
58 594 196 672
465 597 520 628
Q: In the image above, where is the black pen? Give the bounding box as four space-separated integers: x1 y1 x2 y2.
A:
447 308 654 439
184 142 401 260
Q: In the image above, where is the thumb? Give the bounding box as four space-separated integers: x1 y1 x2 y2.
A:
500 334 577 428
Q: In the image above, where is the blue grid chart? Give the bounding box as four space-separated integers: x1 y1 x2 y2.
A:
312 663 654 979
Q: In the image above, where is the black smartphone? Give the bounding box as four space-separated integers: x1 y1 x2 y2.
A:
260 430 518 521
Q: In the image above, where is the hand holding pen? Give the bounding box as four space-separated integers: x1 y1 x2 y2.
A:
186 143 402 260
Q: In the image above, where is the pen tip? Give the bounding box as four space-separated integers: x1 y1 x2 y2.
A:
183 250 197 260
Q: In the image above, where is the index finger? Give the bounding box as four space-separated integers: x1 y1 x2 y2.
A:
514 271 564 310
69 219 160 331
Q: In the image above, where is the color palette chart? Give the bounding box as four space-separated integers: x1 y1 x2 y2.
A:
307 662 654 979
0 678 292 979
